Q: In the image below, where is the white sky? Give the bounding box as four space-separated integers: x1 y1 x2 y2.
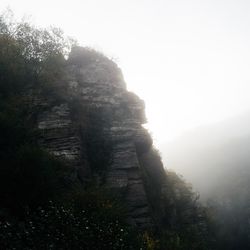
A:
1 0 250 146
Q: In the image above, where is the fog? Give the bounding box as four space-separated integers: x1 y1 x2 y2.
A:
161 111 250 201
159 112 250 248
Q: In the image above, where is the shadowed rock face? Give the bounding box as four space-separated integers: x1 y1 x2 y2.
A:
37 47 158 229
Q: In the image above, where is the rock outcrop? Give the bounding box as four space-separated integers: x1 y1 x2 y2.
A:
37 47 162 229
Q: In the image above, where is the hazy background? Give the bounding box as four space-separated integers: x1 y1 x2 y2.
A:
1 0 250 197
163 112 250 199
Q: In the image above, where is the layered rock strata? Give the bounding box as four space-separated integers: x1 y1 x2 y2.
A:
37 47 155 229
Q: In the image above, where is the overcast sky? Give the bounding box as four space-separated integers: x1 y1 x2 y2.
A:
1 0 250 146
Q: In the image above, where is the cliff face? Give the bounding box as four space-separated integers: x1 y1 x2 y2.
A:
0 18 213 248
37 47 164 229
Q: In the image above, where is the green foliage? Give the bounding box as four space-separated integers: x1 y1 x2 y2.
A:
139 148 212 249
0 191 147 250
0 96 69 216
0 9 74 102
0 9 72 61
159 171 213 250
0 145 68 216
0 11 74 217
207 194 250 250
0 79 68 218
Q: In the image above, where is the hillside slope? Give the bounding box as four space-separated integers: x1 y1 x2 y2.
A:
0 15 210 249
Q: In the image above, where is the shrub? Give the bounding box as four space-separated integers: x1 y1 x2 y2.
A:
0 193 146 250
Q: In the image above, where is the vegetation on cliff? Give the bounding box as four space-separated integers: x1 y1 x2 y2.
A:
0 12 145 249
0 12 215 249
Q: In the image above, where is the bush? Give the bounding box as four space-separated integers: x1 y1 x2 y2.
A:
0 145 69 217
159 171 213 250
0 192 147 250
0 11 75 217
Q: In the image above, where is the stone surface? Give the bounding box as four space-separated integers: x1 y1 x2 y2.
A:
38 104 80 162
37 47 155 229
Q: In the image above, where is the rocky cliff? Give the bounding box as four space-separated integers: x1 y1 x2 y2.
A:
37 47 165 229
0 17 213 249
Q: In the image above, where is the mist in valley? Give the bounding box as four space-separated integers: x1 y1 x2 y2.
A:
162 111 250 200
161 111 250 249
